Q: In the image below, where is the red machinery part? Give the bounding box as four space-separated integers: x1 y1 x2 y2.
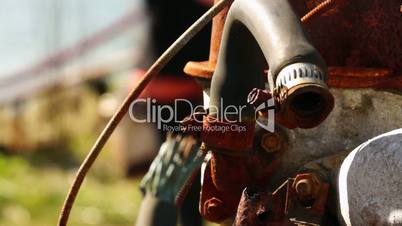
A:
201 115 255 151
232 173 329 226
187 0 401 223
181 113 256 151
199 128 287 222
185 0 402 87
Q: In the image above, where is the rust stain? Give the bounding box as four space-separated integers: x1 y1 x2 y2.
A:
184 0 402 88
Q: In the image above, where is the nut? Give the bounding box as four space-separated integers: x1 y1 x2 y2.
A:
261 132 281 153
292 173 322 206
295 178 313 196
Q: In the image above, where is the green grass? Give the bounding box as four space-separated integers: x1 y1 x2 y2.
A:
0 153 143 226
0 86 219 226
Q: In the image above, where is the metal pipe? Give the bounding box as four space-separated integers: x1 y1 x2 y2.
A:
209 0 334 128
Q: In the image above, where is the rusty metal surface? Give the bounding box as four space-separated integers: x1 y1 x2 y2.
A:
189 0 401 224
200 159 238 222
183 60 214 79
234 187 286 226
292 174 323 208
247 84 334 130
287 175 329 225
199 127 287 222
201 115 255 151
182 112 256 151
297 0 402 87
260 133 283 154
272 63 334 129
292 0 402 75
327 67 402 89
184 0 402 88
183 0 231 79
232 174 329 226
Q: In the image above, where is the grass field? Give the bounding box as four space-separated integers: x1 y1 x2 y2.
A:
0 87 219 226
0 153 143 226
0 87 146 226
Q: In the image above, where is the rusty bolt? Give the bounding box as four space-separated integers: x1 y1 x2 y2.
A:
292 173 322 206
260 132 282 153
295 178 313 196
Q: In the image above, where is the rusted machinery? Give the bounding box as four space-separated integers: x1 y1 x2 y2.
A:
233 173 329 226
182 0 402 225
186 0 402 86
55 0 401 225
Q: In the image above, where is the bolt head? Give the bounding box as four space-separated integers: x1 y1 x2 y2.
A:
261 133 281 153
295 178 313 195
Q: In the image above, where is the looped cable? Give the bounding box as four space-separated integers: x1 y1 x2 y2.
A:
57 1 231 225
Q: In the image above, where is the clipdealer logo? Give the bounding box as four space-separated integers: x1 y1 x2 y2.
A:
128 98 275 132
254 98 275 132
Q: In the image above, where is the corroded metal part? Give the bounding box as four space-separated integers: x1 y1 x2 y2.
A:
197 0 334 139
292 173 323 207
234 187 285 226
292 0 402 76
328 67 402 89
285 174 329 225
190 0 401 224
184 0 402 88
233 174 329 226
183 0 232 79
181 112 256 152
184 60 214 79
199 127 287 222
273 63 334 129
260 133 282 154
200 160 235 222
201 115 255 151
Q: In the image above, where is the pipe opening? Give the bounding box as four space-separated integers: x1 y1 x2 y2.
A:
290 91 325 116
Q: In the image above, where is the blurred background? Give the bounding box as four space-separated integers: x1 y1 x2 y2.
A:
0 0 213 225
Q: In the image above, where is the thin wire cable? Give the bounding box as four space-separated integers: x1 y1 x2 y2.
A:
301 0 334 22
58 0 333 224
57 0 231 225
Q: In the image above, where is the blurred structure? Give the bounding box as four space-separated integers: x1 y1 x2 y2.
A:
114 0 211 225
0 1 149 155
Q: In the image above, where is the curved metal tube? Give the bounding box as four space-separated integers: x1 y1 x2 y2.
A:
209 0 333 128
